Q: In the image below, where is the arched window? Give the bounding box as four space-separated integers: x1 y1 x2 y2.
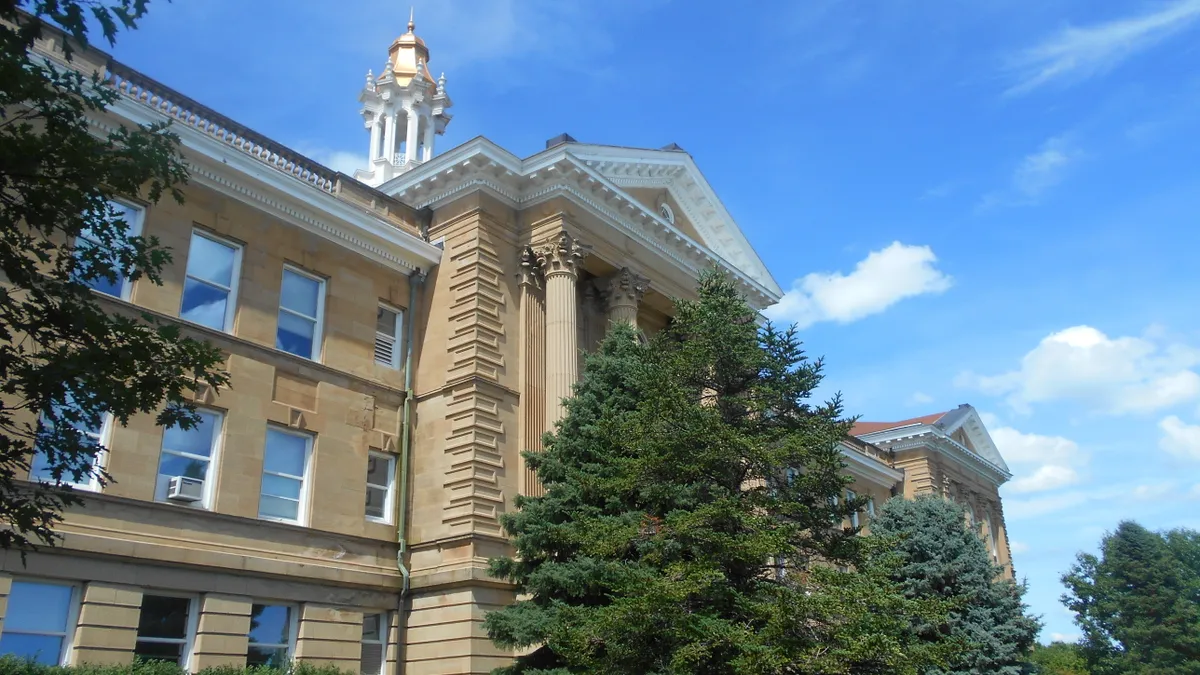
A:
659 202 675 224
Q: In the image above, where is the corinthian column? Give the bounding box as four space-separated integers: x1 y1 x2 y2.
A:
516 247 546 497
605 267 649 330
537 232 588 426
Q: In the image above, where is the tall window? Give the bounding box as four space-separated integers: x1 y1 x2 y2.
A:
846 490 859 528
365 452 395 523
375 304 403 368
276 267 324 360
181 231 241 331
0 580 75 665
154 410 222 509
247 604 293 668
75 200 144 299
134 595 193 667
30 402 110 491
259 428 312 524
360 612 387 675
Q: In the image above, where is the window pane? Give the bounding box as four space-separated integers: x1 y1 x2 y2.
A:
276 311 316 358
0 634 64 665
366 455 391 488
281 270 319 317
162 412 219 459
6 582 71 632
186 234 235 287
361 614 382 642
264 431 307 477
247 645 288 669
360 642 384 675
134 640 184 664
157 454 209 481
262 474 302 501
248 605 291 646
181 278 230 330
137 595 190 640
258 494 299 521
366 487 386 520
376 307 397 337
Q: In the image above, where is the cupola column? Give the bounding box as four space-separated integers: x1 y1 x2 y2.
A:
422 116 436 161
404 107 420 164
367 116 382 162
538 232 588 425
382 111 397 164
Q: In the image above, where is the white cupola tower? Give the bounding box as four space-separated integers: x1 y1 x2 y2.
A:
354 10 453 187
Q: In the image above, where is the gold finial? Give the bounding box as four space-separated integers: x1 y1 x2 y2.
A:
407 7 415 33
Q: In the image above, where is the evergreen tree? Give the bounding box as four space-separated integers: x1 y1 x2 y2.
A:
486 271 949 675
1061 521 1200 675
868 495 1040 675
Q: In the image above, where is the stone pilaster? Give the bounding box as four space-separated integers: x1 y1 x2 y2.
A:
516 246 546 497
293 604 363 671
0 573 11 638
537 232 587 427
70 582 142 665
190 594 253 670
604 267 648 330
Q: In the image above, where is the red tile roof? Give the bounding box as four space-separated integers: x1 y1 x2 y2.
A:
850 411 950 437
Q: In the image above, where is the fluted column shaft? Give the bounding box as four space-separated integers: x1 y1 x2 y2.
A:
538 232 587 426
517 247 546 496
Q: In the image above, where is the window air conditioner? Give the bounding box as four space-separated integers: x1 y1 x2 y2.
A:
167 476 204 503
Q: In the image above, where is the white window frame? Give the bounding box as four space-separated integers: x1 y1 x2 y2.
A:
365 451 396 524
277 265 326 361
360 611 388 675
258 427 313 525
374 303 404 369
1 579 81 666
846 490 859 528
133 592 199 670
180 229 242 333
77 199 144 301
155 409 224 510
30 412 113 492
246 602 298 667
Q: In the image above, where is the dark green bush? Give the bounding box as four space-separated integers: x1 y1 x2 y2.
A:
0 657 351 675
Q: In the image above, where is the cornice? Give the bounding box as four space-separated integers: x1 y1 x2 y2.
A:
382 140 778 308
869 428 1011 486
840 445 904 486
99 91 442 276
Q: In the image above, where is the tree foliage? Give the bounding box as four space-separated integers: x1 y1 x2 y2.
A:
486 271 950 675
867 495 1040 675
1028 642 1089 675
0 0 227 549
1061 521 1200 675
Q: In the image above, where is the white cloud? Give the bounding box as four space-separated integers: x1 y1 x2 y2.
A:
979 136 1083 210
1048 632 1082 644
1132 481 1177 501
1004 0 1200 96
908 391 934 406
764 242 952 328
1006 491 1090 519
1159 415 1200 461
1190 483 1200 499
959 326 1200 415
1009 540 1030 554
297 147 369 176
992 425 1088 494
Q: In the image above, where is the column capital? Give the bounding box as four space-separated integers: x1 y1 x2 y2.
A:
536 231 588 279
605 267 649 308
516 246 543 290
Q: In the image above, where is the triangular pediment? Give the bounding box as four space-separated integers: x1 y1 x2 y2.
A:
937 405 1010 474
567 145 782 297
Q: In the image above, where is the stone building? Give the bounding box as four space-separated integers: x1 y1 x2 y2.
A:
0 17 1012 675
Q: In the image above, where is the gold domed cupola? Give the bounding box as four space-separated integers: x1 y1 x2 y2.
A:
355 8 454 187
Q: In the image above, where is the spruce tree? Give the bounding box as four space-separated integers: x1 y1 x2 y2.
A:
1062 522 1200 675
486 271 948 675
867 495 1040 675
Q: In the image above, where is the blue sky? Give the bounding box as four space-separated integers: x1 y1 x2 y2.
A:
107 0 1200 644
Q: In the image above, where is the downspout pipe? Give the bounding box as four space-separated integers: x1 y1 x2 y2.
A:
396 267 425 672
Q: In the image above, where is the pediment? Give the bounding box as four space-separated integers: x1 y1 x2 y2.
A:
938 406 1010 474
